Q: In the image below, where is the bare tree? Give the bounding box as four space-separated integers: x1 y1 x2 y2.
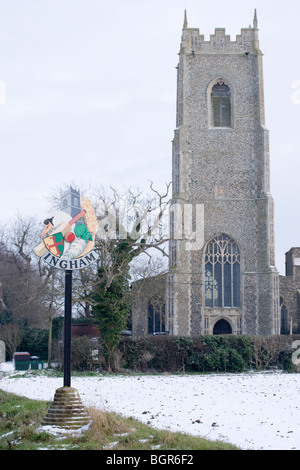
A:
91 183 171 287
0 214 52 327
0 323 23 358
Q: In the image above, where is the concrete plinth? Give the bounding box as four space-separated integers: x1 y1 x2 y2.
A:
42 387 91 429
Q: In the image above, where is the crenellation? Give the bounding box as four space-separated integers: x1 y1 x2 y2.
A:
181 26 258 55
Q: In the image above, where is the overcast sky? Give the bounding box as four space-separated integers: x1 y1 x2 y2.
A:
0 0 300 274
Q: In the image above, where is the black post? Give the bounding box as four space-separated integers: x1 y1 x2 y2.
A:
63 269 72 387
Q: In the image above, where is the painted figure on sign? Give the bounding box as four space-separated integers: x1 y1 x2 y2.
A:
34 196 99 265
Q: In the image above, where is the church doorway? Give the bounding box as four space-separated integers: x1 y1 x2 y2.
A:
213 319 232 335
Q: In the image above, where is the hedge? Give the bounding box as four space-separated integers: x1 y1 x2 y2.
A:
118 335 299 373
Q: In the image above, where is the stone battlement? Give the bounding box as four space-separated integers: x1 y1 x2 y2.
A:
180 10 259 55
181 27 259 55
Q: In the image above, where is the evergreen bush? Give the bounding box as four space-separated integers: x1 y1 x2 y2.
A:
19 327 48 360
119 335 297 373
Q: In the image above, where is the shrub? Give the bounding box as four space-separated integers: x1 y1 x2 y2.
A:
119 335 297 374
19 327 48 360
71 336 94 371
278 349 298 373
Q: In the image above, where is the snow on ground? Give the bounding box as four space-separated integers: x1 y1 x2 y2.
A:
1 362 300 450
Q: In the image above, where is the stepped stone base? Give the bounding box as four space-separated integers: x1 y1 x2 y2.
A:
42 387 91 429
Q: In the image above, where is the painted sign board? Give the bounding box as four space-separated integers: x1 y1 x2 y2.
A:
41 250 98 270
34 196 99 270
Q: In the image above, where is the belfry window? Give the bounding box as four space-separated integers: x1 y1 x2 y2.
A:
211 82 231 128
205 235 241 308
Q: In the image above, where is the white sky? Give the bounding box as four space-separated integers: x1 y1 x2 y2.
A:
0 0 300 274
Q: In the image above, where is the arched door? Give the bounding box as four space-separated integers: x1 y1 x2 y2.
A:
213 319 232 335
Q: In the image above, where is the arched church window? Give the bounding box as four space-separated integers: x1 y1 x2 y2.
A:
148 302 166 335
211 81 231 128
280 297 288 335
205 235 241 308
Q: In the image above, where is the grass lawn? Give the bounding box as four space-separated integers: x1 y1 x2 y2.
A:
0 389 239 451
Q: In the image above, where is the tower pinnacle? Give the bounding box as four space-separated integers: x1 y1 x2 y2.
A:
183 10 188 29
253 9 258 29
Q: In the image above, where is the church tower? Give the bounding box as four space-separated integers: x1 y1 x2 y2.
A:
168 11 280 336
60 187 81 219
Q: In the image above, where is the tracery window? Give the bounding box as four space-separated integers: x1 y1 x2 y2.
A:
205 235 241 308
211 81 231 128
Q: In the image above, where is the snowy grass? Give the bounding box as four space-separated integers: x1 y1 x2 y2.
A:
0 389 238 450
1 362 300 450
